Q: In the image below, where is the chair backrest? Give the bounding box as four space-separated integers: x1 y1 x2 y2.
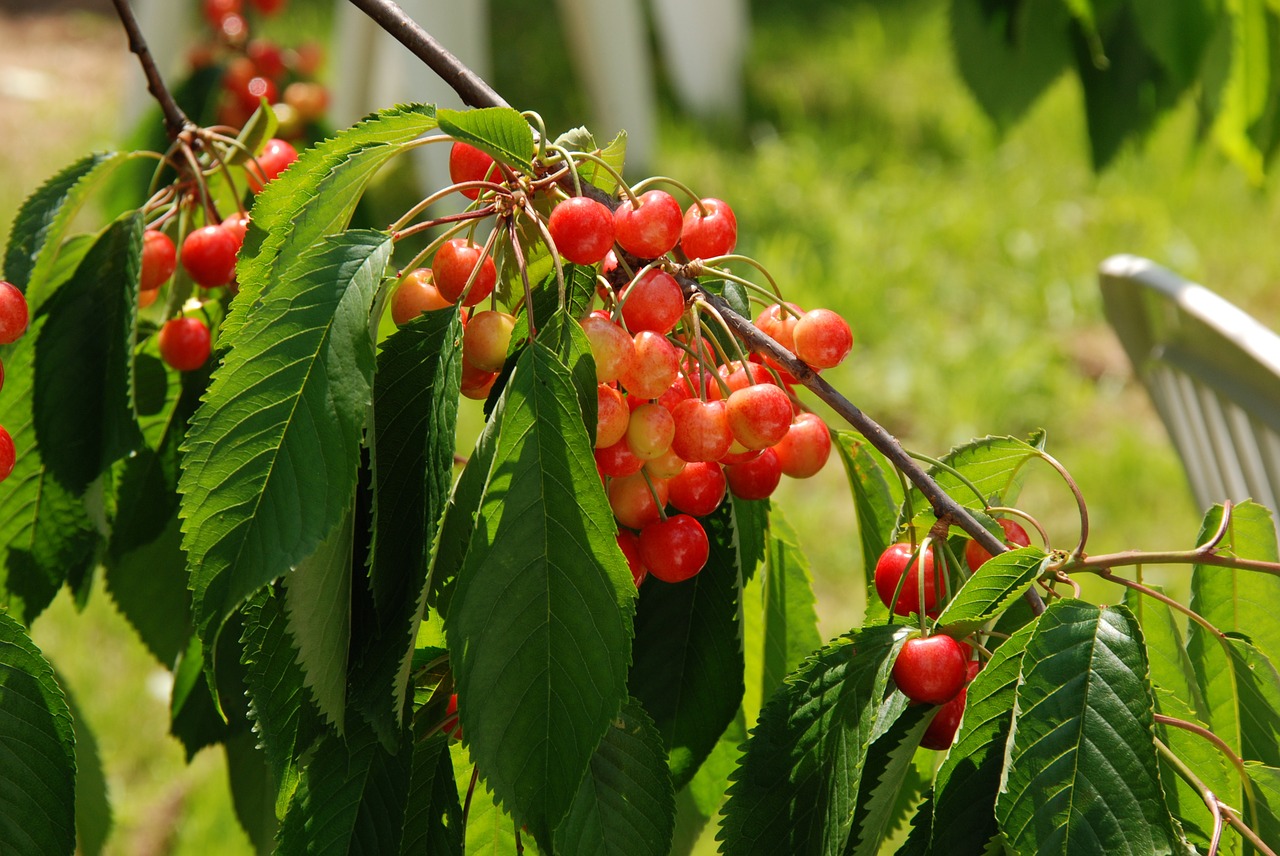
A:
1099 254 1280 522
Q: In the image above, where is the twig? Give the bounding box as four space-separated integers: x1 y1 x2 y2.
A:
345 0 509 109
110 0 191 139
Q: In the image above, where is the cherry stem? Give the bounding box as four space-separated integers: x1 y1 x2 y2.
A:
630 176 708 214
506 215 537 341
1088 567 1226 641
111 0 191 139
1034 449 1090 557
987 505 1051 548
518 197 568 310
394 205 498 242
522 110 549 161
1066 547 1280 578
698 261 786 305
640 469 668 522
543 143 583 197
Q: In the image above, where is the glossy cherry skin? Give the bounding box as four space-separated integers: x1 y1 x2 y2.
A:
181 225 239 288
617 529 648 587
432 239 497 306
0 281 29 346
792 308 853 369
965 518 1032 571
613 189 682 258
549 196 615 265
0 424 15 482
724 447 782 500
772 412 832 478
874 542 939 618
668 461 727 517
449 142 498 199
247 138 298 192
158 317 212 372
140 230 177 292
892 635 968 705
680 197 737 260
639 514 710 583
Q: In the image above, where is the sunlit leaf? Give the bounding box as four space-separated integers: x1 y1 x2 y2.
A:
437 106 535 172
935 545 1049 635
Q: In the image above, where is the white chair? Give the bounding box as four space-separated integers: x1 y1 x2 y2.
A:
1099 254 1280 522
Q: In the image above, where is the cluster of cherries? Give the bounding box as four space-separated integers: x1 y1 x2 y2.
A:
391 142 855 587
195 0 329 135
875 517 1031 750
0 282 30 483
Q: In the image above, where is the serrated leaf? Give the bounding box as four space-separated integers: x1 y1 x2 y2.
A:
450 743 538 855
1190 501 1280 667
522 305 597 446
437 106 535 172
228 99 280 165
928 617 1038 855
733 495 770 584
170 635 229 759
1226 634 1280 766
686 706 748 820
898 434 1042 537
845 699 932 856
555 127 627 193
552 699 676 856
0 611 76 856
833 431 899 612
227 103 435 340
1207 0 1270 182
717 624 908 856
445 344 635 842
180 230 391 661
4 151 135 310
630 500 746 790
995 601 1189 855
1244 762 1280 851
224 728 277 854
64 685 111 856
399 734 463 856
935 546 1049 634
761 508 822 703
33 212 143 494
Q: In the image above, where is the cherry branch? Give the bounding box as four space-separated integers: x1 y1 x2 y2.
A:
110 0 191 139
348 0 1044 615
1066 547 1280 578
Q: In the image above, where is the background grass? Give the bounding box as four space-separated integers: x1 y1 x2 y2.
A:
8 0 1280 851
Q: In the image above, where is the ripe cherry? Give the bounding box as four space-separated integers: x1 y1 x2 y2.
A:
644 445 687 480
432 239 497 306
391 269 452 325
670 398 733 463
0 425 15 482
202 0 241 26
594 438 644 479
621 331 679 400
140 230 177 292
443 693 463 740
892 635 968 705
620 269 684 335
158 317 212 372
181 225 239 288
726 383 793 450
221 214 249 253
874 542 939 618
462 310 516 373
772 412 832 478
617 529 647 587
0 281 29 345
792 308 853 369
247 138 298 192
613 189 683 258
680 197 737 260
596 384 630 449
581 314 635 383
639 514 710 583
725 447 782 500
667 460 726 517
449 142 498 199
247 39 287 78
754 302 802 353
608 472 668 530
921 687 966 750
965 518 1032 571
549 197 615 265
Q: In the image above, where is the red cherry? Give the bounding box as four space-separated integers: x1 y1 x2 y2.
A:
921 686 967 750
462 310 516 373
792 308 853 370
724 447 782 500
158 317 212 372
459 361 498 400
613 189 683 258
182 225 239 288
220 214 249 253
667 461 726 517
247 138 298 193
596 384 630 449
670 398 733 463
772 412 832 479
581 314 634 384
0 424 15 482
0 281 29 345
549 197 615 265
443 693 463 740
617 529 648 587
140 230 177 292
247 39 287 77
449 142 498 199
754 302 802 352
620 331 679 400
725 383 793 450
391 269 452 325
680 197 737 260
620 269 684 334
202 0 241 26
608 473 668 530
432 239 497 306
892 635 968 705
594 439 644 479
638 514 710 583
874 542 940 618
965 518 1033 570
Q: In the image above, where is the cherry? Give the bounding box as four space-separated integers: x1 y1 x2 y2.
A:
965 518 1032 571
626 402 675 460
721 360 774 394
158 317 212 372
247 39 287 78
391 269 452 325
680 197 737 260
644 445 687 480
228 71 277 115
202 0 241 26
283 81 329 122
617 529 648 587
0 281 29 345
613 189 683 258
608 472 668 530
921 686 967 750
772 412 832 478
892 635 968 705
548 197 615 265
874 542 939 618
594 438 644 479
0 425 14 482
639 514 710 583
621 331 679 400
247 138 298 193
667 461 726 517
459 362 498 401
220 214 249 253
181 225 239 288
248 0 287 15
725 447 782 500
596 384 630 449
463 310 516 373
726 383 793 450
670 398 733 463
754 302 802 353
620 269 684 334
449 142 498 199
443 693 463 740
432 239 497 306
792 308 853 369
656 374 694 413
580 314 634 383
718 443 763 466
140 230 177 292
139 289 159 309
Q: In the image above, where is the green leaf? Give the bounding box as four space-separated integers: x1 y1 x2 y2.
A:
760 508 822 704
898 434 1042 537
554 127 627 193
927 617 1038 855
934 545 1049 635
3 151 134 310
995 601 1189 855
0 610 76 856
949 0 1073 131
686 707 748 820
64 686 111 856
630 500 746 789
717 624 908 856
437 106 535 172
552 699 676 856
399 734 463 856
450 743 536 855
445 344 635 842
833 431 899 615
1206 0 1270 182
33 212 143 494
845 699 932 856
733 495 770 585
1226 634 1280 766
353 307 463 740
170 635 229 759
1190 501 1280 666
224 728 277 854
181 230 391 656
1131 0 1220 89
227 103 435 340
1244 762 1280 852
228 99 280 165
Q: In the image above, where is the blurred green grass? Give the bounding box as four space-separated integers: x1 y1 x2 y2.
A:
10 0 1280 851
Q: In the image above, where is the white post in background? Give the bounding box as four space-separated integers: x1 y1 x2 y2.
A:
122 0 190 128
650 0 748 120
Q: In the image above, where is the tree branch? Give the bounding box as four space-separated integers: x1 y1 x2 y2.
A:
111 0 191 139
344 0 509 110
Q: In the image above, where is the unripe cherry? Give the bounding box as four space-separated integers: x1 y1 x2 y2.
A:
755 302 802 352
596 384 630 449
644 446 687 480
626 402 676 460
580 314 634 383
462 310 516 373
459 361 498 400
391 269 452 325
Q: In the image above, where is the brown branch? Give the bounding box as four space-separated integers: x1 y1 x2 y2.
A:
111 0 191 139
345 0 509 110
